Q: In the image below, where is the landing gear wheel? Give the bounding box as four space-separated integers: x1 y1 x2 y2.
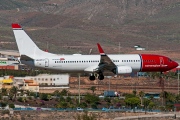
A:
89 75 95 81
98 74 104 80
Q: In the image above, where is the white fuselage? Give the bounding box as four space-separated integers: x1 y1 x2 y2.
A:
22 54 141 73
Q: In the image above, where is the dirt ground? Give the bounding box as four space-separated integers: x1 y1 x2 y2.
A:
40 76 179 95
0 110 156 120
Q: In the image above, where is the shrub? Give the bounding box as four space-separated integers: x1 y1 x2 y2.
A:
66 96 72 102
18 97 23 102
79 102 88 108
9 103 15 108
84 93 99 104
91 103 98 109
59 97 65 102
104 97 111 103
0 102 7 108
28 96 33 100
60 89 68 96
40 93 48 101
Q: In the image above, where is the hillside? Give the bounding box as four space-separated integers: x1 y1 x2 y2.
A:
0 0 180 59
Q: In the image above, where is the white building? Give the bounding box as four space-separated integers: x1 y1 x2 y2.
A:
136 47 145 51
14 74 69 86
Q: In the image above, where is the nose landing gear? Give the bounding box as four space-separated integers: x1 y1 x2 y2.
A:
89 72 105 81
89 74 96 81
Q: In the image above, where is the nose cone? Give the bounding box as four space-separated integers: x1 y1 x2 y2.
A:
173 61 179 68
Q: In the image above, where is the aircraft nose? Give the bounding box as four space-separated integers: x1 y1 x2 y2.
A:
173 61 179 68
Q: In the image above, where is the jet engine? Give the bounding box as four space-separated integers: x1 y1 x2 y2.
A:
115 66 132 74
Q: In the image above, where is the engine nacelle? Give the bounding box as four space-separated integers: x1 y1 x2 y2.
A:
115 66 132 74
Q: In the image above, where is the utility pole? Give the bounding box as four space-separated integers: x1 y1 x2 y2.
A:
158 76 164 106
119 42 121 54
78 73 81 104
107 76 112 98
109 77 110 92
178 70 179 94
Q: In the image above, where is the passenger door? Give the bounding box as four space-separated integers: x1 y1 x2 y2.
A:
45 58 49 67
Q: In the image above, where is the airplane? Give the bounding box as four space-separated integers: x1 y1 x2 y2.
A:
11 23 178 81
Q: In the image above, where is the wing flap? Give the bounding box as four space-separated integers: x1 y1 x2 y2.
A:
84 65 99 72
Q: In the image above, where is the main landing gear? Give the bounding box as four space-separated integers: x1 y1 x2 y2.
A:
98 72 104 80
89 72 104 81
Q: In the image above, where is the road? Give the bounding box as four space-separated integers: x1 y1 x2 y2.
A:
114 112 179 120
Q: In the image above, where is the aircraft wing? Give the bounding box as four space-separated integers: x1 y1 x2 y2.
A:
96 43 116 74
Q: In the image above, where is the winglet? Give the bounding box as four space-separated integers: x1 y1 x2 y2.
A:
12 23 22 29
97 43 105 55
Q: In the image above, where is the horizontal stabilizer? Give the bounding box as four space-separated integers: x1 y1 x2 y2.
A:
20 55 33 61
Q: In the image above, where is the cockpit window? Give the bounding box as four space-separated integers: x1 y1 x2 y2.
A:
169 59 172 62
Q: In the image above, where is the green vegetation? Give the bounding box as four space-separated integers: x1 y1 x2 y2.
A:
125 96 140 109
0 86 179 112
0 71 179 112
0 102 7 108
88 86 96 94
9 86 18 101
40 93 49 101
8 103 15 108
84 93 99 105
